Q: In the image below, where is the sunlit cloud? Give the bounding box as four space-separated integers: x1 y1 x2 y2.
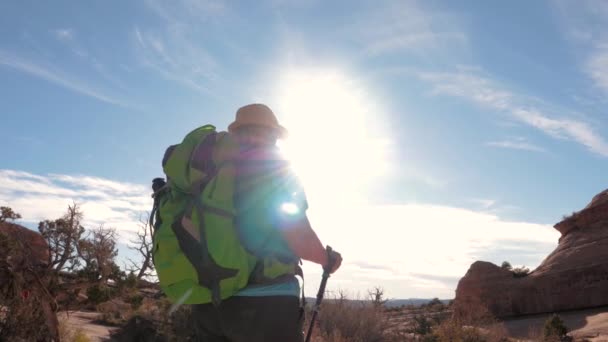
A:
0 169 150 236
1 168 561 298
303 202 559 298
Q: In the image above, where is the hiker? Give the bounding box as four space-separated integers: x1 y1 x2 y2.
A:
151 104 341 342
191 104 342 341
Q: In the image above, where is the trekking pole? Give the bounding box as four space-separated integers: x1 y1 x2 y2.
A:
305 246 337 342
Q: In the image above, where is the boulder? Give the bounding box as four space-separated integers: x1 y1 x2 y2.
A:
454 189 608 318
0 222 50 268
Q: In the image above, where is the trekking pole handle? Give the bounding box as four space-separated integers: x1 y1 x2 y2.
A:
323 245 336 274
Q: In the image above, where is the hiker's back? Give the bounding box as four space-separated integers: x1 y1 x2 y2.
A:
152 125 255 305
235 146 306 264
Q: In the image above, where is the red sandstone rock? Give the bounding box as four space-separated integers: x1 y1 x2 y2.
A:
0 221 50 267
454 190 608 318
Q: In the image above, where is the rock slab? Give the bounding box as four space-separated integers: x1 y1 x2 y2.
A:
454 189 608 318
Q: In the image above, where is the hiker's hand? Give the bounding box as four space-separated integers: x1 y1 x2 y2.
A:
326 250 342 274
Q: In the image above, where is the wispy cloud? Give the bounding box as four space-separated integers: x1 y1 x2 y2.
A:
553 1 608 97
144 0 227 22
135 0 229 94
0 169 150 236
486 137 546 153
0 50 123 106
346 2 467 57
470 198 497 210
587 47 608 94
48 27 129 91
418 69 608 157
132 24 219 94
51 28 74 42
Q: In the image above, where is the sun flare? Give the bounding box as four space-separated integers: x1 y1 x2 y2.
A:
273 69 390 205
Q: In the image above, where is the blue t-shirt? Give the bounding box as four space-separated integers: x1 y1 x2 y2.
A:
234 146 307 297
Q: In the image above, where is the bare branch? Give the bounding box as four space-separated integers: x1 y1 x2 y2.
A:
126 213 155 280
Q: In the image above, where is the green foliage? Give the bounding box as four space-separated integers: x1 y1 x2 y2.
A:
414 315 433 335
117 271 138 290
426 298 443 307
543 314 570 341
500 261 512 271
0 206 21 222
109 262 126 282
38 203 86 272
127 294 144 310
86 284 111 304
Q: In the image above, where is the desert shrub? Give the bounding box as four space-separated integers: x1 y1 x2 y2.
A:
96 299 134 326
86 284 111 304
314 299 389 342
434 320 486 342
58 320 91 342
543 314 571 342
427 298 443 306
500 261 512 271
452 299 496 326
512 266 530 278
414 315 433 335
127 294 144 310
124 272 138 288
73 330 92 342
112 300 198 341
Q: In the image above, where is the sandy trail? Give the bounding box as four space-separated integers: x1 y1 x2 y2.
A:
59 311 116 342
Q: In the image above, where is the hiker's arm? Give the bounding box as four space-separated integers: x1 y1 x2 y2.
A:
279 215 329 266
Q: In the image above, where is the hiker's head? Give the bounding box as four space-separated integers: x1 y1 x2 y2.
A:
229 104 287 147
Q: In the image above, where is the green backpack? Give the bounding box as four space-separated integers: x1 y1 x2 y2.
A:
150 125 297 306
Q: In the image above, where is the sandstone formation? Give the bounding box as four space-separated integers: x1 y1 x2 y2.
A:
0 222 59 341
0 221 50 267
454 189 608 318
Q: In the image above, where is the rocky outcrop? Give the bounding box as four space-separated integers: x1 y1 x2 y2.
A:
0 221 50 267
454 189 608 318
0 222 58 341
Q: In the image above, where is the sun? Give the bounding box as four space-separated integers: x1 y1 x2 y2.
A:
272 68 389 206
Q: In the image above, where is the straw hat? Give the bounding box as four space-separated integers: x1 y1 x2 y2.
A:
228 104 288 138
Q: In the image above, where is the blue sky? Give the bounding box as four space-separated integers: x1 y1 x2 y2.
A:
1 0 607 299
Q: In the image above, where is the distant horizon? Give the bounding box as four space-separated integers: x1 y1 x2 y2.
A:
2 0 607 299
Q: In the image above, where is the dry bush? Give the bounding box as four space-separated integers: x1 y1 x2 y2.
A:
111 299 199 341
314 300 389 342
432 298 509 342
434 320 487 341
431 316 509 342
452 298 497 326
96 299 134 326
58 320 91 342
305 288 406 342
